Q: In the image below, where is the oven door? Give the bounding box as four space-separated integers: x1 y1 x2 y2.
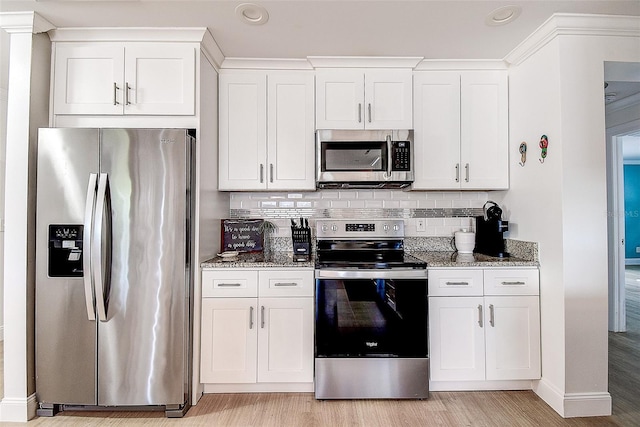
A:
315 270 428 359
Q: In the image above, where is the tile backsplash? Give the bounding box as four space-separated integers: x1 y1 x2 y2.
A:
230 189 489 238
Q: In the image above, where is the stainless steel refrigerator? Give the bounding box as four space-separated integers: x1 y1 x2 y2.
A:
35 128 194 417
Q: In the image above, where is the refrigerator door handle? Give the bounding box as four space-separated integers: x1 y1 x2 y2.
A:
83 173 99 321
93 173 113 322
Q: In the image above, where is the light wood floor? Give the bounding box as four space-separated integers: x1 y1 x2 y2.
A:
2 269 639 426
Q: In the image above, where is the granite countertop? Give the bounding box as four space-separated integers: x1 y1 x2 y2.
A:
201 250 537 269
201 251 314 269
410 251 539 268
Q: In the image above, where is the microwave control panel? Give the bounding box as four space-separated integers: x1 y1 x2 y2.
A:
391 141 411 171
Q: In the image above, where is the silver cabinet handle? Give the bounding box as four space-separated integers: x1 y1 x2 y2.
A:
113 83 120 105
93 173 112 323
446 281 469 286
455 164 460 183
465 163 470 182
261 306 265 328
368 103 372 123
218 283 242 287
249 306 254 329
83 173 99 321
269 163 274 183
385 134 393 178
478 304 483 327
358 103 362 123
501 281 526 286
274 282 298 287
260 164 264 183
489 304 495 327
125 82 131 105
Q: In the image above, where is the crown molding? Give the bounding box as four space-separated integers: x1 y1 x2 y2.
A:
221 57 313 70
0 12 55 34
414 59 508 71
307 56 423 69
200 28 225 71
606 92 640 115
505 14 640 66
48 27 211 43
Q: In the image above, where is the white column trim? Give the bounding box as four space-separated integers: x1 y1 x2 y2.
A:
533 378 612 418
0 394 37 422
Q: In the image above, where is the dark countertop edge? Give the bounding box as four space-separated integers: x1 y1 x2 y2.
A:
201 251 538 269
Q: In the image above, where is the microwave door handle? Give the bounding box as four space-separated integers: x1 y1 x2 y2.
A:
386 135 392 178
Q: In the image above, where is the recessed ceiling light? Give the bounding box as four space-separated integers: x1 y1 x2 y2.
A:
485 5 522 26
235 3 269 26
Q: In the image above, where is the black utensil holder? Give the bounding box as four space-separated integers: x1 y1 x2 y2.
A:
291 226 311 255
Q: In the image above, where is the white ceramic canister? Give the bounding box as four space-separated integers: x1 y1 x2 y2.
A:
454 228 475 253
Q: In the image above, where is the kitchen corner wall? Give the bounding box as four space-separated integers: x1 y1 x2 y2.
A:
230 189 489 238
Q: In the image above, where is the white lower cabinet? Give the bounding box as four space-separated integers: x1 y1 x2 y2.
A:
200 269 314 388
428 268 540 386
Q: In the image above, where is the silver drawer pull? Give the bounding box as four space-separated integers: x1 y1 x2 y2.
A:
274 282 298 287
501 281 526 285
445 281 469 286
489 304 495 327
478 304 483 327
218 283 242 287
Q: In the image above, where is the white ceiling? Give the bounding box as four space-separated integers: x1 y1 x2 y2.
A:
1 1 639 60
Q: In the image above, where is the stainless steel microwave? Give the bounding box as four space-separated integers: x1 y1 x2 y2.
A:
316 129 414 189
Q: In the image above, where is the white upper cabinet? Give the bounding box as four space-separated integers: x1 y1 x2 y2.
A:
219 71 315 191
412 70 508 190
53 42 196 116
316 69 412 129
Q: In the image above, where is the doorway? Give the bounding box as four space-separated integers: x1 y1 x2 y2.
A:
605 61 640 333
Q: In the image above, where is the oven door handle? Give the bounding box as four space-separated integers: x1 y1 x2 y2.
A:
315 269 427 279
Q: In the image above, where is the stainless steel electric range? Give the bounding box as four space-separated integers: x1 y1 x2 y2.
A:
314 219 429 399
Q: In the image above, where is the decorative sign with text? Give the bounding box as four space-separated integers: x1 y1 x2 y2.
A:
221 219 264 253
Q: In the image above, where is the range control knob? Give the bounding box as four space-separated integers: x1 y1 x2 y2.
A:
331 224 338 231
393 224 400 231
321 225 328 232
383 224 390 231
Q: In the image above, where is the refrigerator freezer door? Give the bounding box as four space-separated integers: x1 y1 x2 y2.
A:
97 129 190 406
36 128 100 405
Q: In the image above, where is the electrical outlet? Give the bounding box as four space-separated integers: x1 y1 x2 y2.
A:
636 247 640 254
417 219 426 232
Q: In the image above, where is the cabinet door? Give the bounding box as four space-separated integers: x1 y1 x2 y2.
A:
219 73 268 190
429 297 485 381
365 69 413 129
124 43 196 115
53 43 124 115
200 298 258 383
315 69 364 129
257 297 314 383
267 73 316 190
460 71 509 189
412 72 461 189
484 296 541 380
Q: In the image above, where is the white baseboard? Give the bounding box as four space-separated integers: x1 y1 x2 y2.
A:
0 393 38 422
564 392 612 418
533 378 611 418
625 259 640 266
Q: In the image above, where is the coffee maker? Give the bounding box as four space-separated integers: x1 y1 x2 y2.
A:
475 201 509 258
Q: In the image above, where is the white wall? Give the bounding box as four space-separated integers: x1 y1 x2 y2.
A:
497 20 640 417
1 29 10 342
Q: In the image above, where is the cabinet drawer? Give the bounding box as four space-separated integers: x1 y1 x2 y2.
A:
428 269 483 296
202 270 258 297
483 269 539 296
259 270 314 297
